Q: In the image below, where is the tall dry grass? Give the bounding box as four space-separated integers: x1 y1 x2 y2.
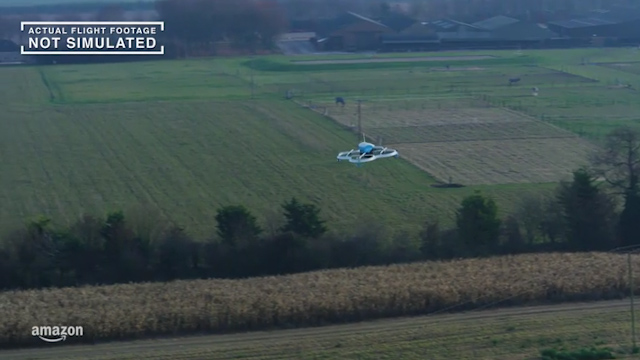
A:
0 252 636 348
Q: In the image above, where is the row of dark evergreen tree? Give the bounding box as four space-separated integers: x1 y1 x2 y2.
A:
1 127 640 291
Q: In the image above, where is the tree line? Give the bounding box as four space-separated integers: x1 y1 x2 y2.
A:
1 0 637 66
2 126 640 292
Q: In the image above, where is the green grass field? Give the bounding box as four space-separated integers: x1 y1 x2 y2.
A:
2 48 640 236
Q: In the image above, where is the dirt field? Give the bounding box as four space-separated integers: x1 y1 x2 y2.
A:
328 107 527 128
291 55 496 65
396 137 596 184
317 98 590 184
366 121 577 144
0 300 633 359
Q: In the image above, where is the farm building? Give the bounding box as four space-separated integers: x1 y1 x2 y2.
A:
379 21 440 52
548 8 640 44
426 18 493 49
471 15 559 48
375 12 416 32
380 16 558 52
311 12 396 51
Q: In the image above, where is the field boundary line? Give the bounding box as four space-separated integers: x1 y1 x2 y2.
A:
36 68 55 102
535 64 600 83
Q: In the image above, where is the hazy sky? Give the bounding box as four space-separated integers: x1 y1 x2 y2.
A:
0 0 154 6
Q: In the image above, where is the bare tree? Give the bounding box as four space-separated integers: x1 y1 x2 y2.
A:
592 126 640 246
592 126 640 195
514 194 547 244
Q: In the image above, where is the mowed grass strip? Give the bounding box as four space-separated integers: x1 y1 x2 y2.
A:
396 138 596 185
0 252 636 351
0 301 632 359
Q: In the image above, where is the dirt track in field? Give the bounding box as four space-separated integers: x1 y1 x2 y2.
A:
292 55 496 65
0 299 630 359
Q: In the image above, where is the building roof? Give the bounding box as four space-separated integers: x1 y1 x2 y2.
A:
380 34 439 44
346 11 388 28
490 22 558 40
400 22 436 36
0 39 18 52
316 11 389 38
549 8 640 29
473 15 519 30
376 12 416 32
437 32 493 41
424 18 481 32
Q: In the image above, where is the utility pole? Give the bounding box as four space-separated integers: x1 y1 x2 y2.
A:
357 99 362 137
630 252 637 349
250 56 255 100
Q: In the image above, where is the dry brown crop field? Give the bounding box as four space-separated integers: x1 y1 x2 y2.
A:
397 138 595 184
0 252 637 350
314 98 594 184
0 301 634 359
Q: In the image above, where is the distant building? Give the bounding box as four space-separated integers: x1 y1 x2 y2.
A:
375 12 416 33
548 8 640 45
380 21 440 52
312 12 396 52
471 15 559 48
428 18 493 49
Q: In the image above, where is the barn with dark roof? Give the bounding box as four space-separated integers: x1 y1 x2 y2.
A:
548 8 640 43
375 12 416 32
425 18 494 49
471 15 558 48
379 21 440 52
312 11 396 51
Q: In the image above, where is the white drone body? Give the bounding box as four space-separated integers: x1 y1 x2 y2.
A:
337 140 399 166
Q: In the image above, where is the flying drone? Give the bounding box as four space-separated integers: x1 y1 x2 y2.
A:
336 136 399 166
